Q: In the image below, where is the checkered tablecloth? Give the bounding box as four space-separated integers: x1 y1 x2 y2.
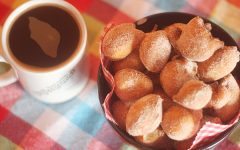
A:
0 0 239 150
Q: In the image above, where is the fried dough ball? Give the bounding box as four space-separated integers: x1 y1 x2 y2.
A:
214 74 240 122
164 23 185 49
145 71 160 87
114 69 153 102
161 105 202 141
198 46 240 82
126 94 163 136
175 136 195 150
154 88 175 112
139 30 171 72
201 115 222 126
207 81 231 109
203 107 216 116
135 128 174 149
205 23 212 31
160 59 198 97
175 113 217 150
112 99 130 130
176 17 224 62
102 23 145 60
173 80 212 110
112 49 145 73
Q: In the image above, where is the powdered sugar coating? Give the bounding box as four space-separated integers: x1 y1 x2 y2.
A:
135 127 173 149
112 49 145 73
103 23 145 60
207 81 231 109
214 74 240 122
198 46 240 82
176 17 224 62
164 23 185 50
114 69 153 102
173 80 212 110
112 99 130 130
160 59 198 97
139 30 171 72
161 105 202 141
126 94 163 136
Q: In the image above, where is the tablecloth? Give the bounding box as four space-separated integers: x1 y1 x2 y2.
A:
0 0 240 150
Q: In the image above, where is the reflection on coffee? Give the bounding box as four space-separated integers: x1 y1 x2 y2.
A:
9 6 80 68
29 16 60 58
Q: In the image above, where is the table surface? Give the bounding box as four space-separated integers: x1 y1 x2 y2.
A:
0 0 240 150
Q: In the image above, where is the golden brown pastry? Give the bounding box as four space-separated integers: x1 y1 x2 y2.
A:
160 59 198 97
173 80 212 110
102 23 145 60
207 81 231 109
164 23 185 49
114 69 153 102
214 74 240 122
139 30 171 72
176 17 224 62
126 94 163 136
112 99 130 130
112 49 145 73
154 88 175 112
198 46 240 82
145 71 160 87
105 19 240 147
135 127 174 149
176 113 216 150
203 107 216 116
201 115 222 126
161 105 202 141
204 23 212 31
175 136 195 150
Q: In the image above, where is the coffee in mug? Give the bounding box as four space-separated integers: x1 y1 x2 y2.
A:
9 6 81 69
1 0 89 103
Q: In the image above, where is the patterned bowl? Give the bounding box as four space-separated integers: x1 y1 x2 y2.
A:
98 12 240 150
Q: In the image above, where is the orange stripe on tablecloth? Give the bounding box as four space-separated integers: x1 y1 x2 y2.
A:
12 0 28 9
88 53 100 81
211 0 240 34
86 0 134 24
82 13 104 57
0 135 24 150
0 0 15 7
187 0 218 15
87 32 102 58
227 0 240 8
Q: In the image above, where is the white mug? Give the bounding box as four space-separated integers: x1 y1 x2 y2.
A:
1 0 89 103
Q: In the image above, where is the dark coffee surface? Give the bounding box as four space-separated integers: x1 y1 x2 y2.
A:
9 6 80 68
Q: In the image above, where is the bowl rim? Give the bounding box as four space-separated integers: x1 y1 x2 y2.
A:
97 12 240 150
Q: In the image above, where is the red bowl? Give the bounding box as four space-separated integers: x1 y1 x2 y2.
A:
97 12 240 150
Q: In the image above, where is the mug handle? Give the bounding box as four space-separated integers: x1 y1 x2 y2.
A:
0 55 18 87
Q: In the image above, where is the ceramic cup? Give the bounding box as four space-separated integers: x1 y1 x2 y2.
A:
1 0 89 103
